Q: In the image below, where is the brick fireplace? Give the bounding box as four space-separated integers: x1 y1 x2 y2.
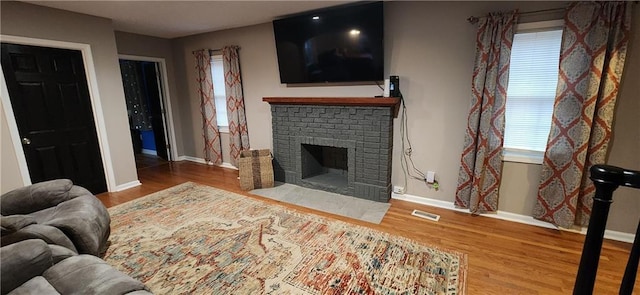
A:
264 97 400 202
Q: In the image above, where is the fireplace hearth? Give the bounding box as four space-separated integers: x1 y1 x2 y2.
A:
264 97 400 202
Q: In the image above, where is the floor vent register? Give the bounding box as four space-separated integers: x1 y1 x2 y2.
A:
411 209 440 222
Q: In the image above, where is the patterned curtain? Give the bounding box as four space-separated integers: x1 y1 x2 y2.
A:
193 49 222 164
222 46 250 166
534 2 633 228
454 11 518 213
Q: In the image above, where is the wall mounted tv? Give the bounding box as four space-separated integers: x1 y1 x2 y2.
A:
273 2 383 84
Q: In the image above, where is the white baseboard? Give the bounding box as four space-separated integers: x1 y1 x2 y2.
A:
218 162 238 170
392 192 635 243
604 230 636 244
114 180 141 192
177 156 207 164
177 156 238 170
141 149 157 156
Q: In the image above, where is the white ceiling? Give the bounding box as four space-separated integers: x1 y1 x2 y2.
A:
23 1 355 39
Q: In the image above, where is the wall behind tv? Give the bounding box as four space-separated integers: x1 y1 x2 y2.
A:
171 1 640 234
171 23 381 161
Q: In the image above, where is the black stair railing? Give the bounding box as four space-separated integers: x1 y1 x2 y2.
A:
573 164 640 295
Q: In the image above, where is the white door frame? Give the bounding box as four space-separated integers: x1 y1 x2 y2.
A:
118 54 178 161
0 34 117 191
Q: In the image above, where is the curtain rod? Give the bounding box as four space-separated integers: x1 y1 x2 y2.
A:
468 2 638 24
467 7 565 24
191 48 222 54
191 47 242 54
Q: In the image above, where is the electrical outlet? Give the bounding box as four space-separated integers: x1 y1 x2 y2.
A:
426 171 435 183
393 186 405 194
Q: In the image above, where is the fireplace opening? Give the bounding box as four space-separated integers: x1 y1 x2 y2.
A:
301 144 348 189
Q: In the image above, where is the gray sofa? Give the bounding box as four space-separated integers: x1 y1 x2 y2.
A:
1 179 110 256
1 180 153 294
1 239 151 295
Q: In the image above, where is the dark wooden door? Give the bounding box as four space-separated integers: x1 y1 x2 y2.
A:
1 43 107 194
141 62 168 161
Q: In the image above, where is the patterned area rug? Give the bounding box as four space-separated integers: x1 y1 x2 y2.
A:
104 182 467 294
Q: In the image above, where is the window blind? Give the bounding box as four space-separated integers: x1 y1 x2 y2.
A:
210 55 228 128
504 29 562 153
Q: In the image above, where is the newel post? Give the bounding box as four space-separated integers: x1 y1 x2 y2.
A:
573 165 624 294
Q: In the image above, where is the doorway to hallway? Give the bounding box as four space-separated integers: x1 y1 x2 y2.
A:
119 58 171 169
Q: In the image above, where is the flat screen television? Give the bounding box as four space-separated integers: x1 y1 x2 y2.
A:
273 2 383 84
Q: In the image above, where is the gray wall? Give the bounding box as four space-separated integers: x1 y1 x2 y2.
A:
1 1 637 233
171 1 639 233
114 31 237 165
606 8 640 233
114 31 184 158
0 2 138 192
1 104 22 193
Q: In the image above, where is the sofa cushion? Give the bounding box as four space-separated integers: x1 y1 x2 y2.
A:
40 195 111 256
1 240 152 295
0 240 53 294
7 277 60 295
1 179 74 215
3 180 111 256
44 255 150 295
0 215 36 234
0 224 77 253
48 245 78 264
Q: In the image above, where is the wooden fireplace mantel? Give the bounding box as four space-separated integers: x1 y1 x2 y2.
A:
262 97 401 118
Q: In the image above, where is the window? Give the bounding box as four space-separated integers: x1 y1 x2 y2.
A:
210 55 228 132
504 21 563 164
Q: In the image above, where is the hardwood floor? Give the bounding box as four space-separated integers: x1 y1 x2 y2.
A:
134 153 168 170
97 161 637 294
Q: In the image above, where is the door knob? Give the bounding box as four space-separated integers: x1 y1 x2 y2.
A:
21 137 31 145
